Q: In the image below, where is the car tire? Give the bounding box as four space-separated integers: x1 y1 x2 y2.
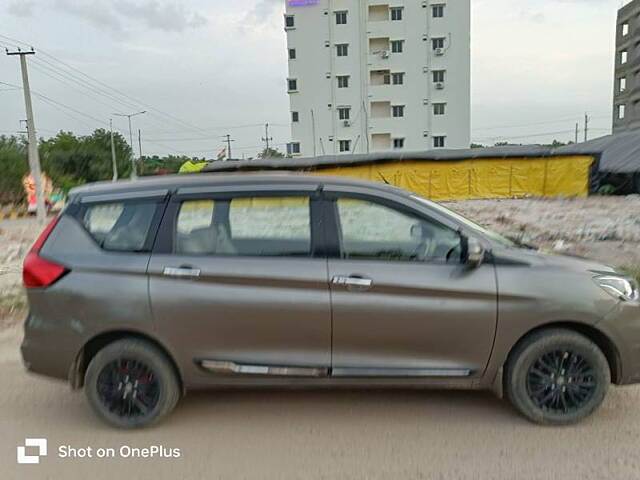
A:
505 328 610 425
85 338 180 429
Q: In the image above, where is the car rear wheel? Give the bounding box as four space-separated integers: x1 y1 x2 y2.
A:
85 339 180 428
505 329 610 425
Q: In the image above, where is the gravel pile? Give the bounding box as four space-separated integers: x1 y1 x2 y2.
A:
443 195 640 266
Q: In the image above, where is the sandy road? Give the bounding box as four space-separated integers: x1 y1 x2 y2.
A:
1 322 640 480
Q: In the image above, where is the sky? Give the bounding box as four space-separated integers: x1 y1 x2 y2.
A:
0 0 629 158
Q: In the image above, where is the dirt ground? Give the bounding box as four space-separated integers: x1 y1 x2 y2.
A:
1 317 640 479
1 197 640 479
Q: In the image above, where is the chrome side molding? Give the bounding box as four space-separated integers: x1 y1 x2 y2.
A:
198 360 472 378
331 367 473 377
199 360 328 377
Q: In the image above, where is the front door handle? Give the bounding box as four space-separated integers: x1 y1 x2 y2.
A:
332 275 373 291
163 267 201 278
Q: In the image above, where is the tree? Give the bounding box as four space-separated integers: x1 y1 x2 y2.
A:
39 130 133 192
0 135 29 203
257 147 285 159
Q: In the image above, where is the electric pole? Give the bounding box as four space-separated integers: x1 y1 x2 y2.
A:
110 119 118 181
584 113 589 142
6 47 46 222
575 123 579 144
138 129 143 176
113 111 146 179
262 123 273 153
223 134 234 160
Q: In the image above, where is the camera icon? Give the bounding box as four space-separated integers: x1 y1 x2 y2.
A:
17 438 47 464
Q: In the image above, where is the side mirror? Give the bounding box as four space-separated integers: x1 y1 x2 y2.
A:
462 236 485 268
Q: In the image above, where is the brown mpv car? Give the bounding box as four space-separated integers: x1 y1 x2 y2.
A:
21 174 640 427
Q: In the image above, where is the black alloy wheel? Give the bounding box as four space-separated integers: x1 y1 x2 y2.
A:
526 350 597 414
97 358 160 419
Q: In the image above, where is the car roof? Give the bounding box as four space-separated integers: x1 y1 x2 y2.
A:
70 172 410 198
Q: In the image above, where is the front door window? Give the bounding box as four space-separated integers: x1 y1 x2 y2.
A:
336 198 461 263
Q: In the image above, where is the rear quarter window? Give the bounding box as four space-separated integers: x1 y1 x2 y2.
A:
81 201 160 252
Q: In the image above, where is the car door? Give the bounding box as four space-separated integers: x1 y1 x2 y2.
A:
148 184 331 385
324 188 497 379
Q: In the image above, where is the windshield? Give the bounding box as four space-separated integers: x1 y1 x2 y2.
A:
411 195 516 248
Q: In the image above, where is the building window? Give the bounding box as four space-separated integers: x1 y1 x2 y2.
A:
432 70 445 83
337 75 350 88
392 105 405 118
287 142 301 155
288 78 298 92
391 72 405 85
393 138 405 149
338 107 351 120
335 11 348 25
433 136 446 148
432 4 445 18
289 48 296 60
292 111 299 123
433 103 446 115
623 22 630 36
618 104 626 120
620 77 627 93
432 37 445 50
391 40 404 53
390 7 403 21
285 15 295 28
621 50 628 64
339 140 351 152
336 44 349 57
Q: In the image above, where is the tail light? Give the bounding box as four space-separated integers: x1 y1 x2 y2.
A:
23 215 68 288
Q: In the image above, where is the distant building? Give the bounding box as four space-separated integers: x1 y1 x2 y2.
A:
613 0 640 132
284 0 471 157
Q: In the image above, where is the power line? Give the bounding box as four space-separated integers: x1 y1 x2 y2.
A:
0 33 215 137
472 114 611 132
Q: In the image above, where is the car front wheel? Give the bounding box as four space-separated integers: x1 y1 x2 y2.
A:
85 339 180 428
505 329 610 425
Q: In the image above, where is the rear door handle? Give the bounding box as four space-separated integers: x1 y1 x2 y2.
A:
332 275 373 290
163 267 201 278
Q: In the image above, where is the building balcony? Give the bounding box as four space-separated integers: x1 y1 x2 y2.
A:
368 53 391 70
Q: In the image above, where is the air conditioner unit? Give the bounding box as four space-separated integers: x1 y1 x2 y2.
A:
343 120 351 127
435 82 445 90
434 48 444 56
380 51 389 59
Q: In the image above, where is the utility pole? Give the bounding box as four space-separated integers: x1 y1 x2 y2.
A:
113 111 146 180
110 119 118 181
584 113 589 142
138 129 143 176
575 123 579 144
223 134 234 160
261 123 273 152
6 47 46 223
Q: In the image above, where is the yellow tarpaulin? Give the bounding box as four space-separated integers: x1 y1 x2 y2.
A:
310 156 593 201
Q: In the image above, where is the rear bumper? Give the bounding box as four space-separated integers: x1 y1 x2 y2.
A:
21 312 78 382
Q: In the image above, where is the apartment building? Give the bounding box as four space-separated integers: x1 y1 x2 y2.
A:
285 0 471 157
613 0 640 133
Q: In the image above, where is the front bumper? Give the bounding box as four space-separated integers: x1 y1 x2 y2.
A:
599 300 640 385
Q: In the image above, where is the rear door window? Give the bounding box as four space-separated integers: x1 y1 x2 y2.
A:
175 196 312 257
82 201 159 252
